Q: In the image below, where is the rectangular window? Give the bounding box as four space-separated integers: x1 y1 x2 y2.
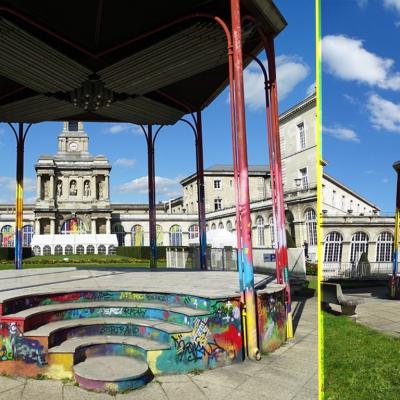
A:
214 180 221 189
300 168 308 189
298 122 306 150
214 198 222 211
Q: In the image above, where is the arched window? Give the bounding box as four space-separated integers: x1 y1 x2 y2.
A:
305 208 317 246
54 245 63 255
112 224 125 247
324 232 343 262
86 245 95 255
108 245 116 255
218 222 224 229
156 225 163 246
226 220 233 232
206 224 209 231
256 216 265 246
268 216 275 247
131 225 144 246
33 246 41 256
76 245 84 255
169 225 182 246
211 223 216 230
61 217 87 234
188 224 199 239
23 225 34 247
350 232 369 263
98 245 106 255
1 225 14 247
376 232 394 262
43 245 52 256
65 245 73 255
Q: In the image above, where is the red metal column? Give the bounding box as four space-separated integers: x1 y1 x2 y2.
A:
147 125 157 269
230 0 259 360
265 36 293 338
195 112 207 270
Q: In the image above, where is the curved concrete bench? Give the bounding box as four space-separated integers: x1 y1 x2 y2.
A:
48 335 170 354
321 282 364 316
24 317 192 339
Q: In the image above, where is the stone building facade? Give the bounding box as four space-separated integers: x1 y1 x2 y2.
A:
0 93 322 260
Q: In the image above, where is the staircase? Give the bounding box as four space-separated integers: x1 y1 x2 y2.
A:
0 290 245 393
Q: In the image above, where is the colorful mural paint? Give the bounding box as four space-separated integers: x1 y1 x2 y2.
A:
0 289 287 387
3 291 212 315
0 322 46 366
256 291 286 353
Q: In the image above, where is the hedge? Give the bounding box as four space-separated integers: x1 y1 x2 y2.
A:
116 246 191 259
0 247 32 261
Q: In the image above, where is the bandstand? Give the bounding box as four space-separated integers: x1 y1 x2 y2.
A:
0 0 293 392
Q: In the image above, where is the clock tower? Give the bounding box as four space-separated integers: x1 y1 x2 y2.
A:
58 121 89 155
34 121 112 236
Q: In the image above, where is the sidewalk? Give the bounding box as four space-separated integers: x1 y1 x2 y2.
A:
0 295 317 400
341 286 400 337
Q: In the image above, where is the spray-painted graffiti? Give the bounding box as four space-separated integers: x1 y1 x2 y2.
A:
0 323 46 366
257 291 286 353
4 291 212 315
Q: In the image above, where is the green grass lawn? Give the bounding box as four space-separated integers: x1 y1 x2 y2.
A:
307 275 318 290
323 311 400 399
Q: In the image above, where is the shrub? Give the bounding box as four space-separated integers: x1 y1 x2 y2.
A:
306 262 318 276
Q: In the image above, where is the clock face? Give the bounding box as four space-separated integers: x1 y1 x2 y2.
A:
69 141 78 151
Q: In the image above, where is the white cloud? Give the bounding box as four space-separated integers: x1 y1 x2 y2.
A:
0 176 35 203
105 124 143 135
306 82 316 96
322 35 400 90
382 177 390 184
343 94 358 105
366 93 400 132
117 176 181 199
323 126 360 142
395 21 400 28
243 55 309 110
113 158 136 168
357 0 368 8
384 0 400 13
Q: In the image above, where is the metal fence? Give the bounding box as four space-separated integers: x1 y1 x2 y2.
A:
166 247 237 270
323 262 392 280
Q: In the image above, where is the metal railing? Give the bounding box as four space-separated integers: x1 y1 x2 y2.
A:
323 262 393 280
166 247 237 270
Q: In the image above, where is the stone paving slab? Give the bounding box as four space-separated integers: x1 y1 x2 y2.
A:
332 286 400 337
0 295 318 400
0 269 282 302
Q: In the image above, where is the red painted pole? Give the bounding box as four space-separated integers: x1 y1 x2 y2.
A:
227 41 244 292
230 0 259 360
265 36 293 338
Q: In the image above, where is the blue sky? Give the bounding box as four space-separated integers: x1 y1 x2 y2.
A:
0 1 315 205
322 0 400 213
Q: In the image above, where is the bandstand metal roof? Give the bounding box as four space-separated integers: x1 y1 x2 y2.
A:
0 0 286 125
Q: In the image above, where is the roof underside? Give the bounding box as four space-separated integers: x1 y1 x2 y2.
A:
0 0 286 125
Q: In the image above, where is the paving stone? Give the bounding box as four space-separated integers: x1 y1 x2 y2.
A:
0 376 25 393
63 384 115 400
116 382 167 400
0 385 25 400
21 379 63 400
161 381 207 400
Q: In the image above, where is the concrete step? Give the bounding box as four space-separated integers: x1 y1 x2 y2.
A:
48 335 170 354
5 300 209 318
73 355 153 392
24 317 192 338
